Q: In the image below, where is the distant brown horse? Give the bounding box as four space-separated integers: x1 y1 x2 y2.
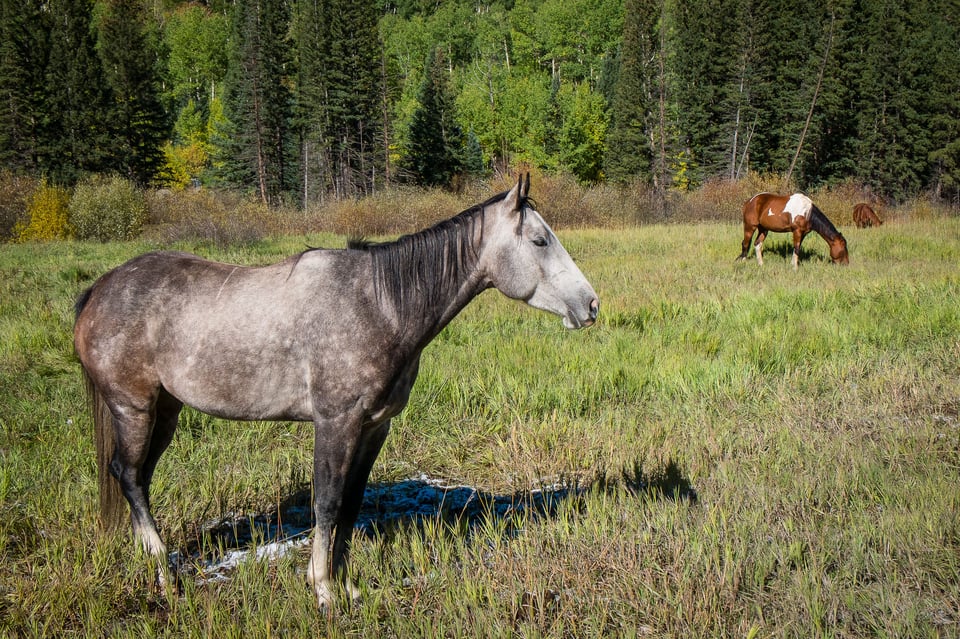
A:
737 192 848 269
853 202 883 228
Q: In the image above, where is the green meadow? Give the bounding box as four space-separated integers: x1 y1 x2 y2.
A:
1 218 959 637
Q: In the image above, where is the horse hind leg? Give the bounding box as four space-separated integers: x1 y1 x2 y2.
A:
141 390 182 496
110 393 181 594
754 230 767 266
737 226 755 261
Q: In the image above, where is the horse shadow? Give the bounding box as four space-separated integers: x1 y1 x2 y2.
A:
177 459 697 582
763 242 821 263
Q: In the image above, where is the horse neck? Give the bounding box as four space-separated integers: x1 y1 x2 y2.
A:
809 206 842 243
366 208 487 347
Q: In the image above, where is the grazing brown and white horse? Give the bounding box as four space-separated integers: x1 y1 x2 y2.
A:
737 192 848 269
853 202 883 228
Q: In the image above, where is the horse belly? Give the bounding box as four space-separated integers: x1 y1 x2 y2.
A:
160 348 313 421
758 209 792 232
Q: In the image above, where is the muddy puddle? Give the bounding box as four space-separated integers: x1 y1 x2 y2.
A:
174 474 580 584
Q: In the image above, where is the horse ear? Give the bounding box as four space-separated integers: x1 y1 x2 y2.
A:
505 175 523 212
521 173 531 199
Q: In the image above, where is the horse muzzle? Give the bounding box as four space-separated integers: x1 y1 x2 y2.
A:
564 296 600 329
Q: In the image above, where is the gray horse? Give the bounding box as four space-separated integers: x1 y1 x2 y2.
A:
74 175 599 608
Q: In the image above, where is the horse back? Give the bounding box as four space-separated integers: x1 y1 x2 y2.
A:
75 250 419 422
853 203 881 227
743 193 792 230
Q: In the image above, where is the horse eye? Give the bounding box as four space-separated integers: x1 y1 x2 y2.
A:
532 236 548 247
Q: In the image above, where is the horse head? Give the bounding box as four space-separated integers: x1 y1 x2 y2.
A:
481 175 599 329
830 235 849 264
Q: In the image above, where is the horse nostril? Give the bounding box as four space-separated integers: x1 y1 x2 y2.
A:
589 298 599 319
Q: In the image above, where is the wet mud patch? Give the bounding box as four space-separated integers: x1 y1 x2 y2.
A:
175 462 695 585
175 474 582 584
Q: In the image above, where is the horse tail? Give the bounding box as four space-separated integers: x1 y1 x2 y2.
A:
84 368 124 531
76 288 126 532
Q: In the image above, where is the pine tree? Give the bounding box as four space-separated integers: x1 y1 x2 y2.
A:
327 0 385 196
0 0 48 172
462 129 486 177
542 74 563 170
41 0 114 183
294 0 332 202
752 0 840 185
296 0 385 200
666 0 744 183
604 0 660 184
405 48 464 188
924 0 960 203
217 0 295 205
840 0 934 200
97 0 170 186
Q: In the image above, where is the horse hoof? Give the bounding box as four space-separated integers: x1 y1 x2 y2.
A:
345 579 362 602
155 566 181 600
315 589 335 613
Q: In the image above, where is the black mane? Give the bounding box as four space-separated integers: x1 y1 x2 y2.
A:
352 188 529 327
808 205 843 241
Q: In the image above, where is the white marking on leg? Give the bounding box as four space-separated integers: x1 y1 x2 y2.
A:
344 577 361 601
138 526 167 557
133 520 174 596
307 525 334 609
755 241 764 266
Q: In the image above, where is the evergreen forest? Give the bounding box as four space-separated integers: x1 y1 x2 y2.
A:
1 0 958 207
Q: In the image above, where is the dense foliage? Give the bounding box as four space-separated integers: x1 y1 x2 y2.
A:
0 0 958 204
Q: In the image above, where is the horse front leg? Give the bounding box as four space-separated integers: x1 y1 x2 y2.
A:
307 412 362 610
331 420 391 600
792 229 805 270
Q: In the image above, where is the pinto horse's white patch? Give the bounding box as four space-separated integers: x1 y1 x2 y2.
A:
783 193 813 221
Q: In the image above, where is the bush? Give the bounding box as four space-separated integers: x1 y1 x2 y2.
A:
70 175 147 242
809 179 879 227
144 188 278 247
320 187 473 237
0 171 39 241
14 181 72 242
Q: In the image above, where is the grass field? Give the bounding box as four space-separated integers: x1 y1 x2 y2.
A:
1 217 959 637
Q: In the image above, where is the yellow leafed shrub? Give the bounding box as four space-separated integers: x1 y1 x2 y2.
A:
14 181 73 242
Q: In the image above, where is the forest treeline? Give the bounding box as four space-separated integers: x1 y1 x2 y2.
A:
1 0 958 208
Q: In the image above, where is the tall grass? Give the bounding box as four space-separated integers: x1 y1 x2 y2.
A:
1 217 959 637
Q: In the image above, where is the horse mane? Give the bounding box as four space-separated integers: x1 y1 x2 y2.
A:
808 205 843 241
351 188 528 326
